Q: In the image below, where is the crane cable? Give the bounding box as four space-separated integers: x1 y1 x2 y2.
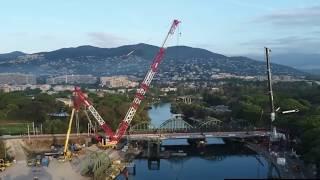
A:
176 24 182 61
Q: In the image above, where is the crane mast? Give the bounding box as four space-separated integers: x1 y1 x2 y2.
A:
111 19 180 142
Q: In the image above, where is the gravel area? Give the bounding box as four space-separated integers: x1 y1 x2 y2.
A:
0 140 92 180
0 158 91 180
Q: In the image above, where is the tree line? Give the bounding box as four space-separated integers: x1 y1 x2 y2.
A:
0 88 149 135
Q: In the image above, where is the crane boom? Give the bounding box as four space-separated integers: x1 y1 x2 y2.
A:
63 108 75 159
73 87 114 137
111 19 180 142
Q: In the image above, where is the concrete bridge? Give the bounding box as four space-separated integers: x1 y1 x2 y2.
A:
0 115 269 141
0 131 268 140
126 131 268 141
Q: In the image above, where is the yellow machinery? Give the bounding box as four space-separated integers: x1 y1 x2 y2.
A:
98 139 117 149
0 159 11 172
27 159 34 166
63 108 75 161
0 159 5 172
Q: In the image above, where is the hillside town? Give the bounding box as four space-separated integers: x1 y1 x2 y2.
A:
0 72 307 94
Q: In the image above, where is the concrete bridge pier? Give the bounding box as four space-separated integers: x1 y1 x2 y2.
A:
147 138 161 170
268 161 275 179
147 138 161 159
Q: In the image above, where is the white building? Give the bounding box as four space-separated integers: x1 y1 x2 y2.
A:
52 85 74 92
47 74 97 84
100 76 139 88
160 87 177 92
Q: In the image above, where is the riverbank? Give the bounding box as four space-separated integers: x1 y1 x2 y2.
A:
245 142 313 179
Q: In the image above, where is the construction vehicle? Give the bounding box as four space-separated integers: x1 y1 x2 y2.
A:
36 155 41 166
73 19 180 147
27 159 35 167
0 159 11 172
0 159 5 172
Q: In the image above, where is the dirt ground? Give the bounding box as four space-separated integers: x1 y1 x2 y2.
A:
0 158 91 180
0 139 91 180
4 139 27 162
0 138 126 180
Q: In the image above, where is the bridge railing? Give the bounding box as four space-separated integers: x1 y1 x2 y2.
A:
128 126 261 134
128 119 266 134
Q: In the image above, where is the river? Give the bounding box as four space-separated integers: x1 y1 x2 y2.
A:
118 103 279 179
147 103 172 127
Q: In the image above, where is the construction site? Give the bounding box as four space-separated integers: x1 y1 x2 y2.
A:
0 134 142 180
0 16 315 179
0 19 181 180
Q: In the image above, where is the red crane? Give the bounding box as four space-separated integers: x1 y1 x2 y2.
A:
111 19 180 142
73 19 180 145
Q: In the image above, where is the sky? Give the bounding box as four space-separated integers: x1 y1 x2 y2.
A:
1 0 320 58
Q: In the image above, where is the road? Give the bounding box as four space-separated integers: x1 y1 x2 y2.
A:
127 131 268 140
0 131 268 143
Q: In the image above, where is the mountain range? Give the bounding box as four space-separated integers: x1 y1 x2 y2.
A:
247 53 320 74
0 43 307 79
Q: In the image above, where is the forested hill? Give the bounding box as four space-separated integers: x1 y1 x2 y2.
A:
0 43 306 77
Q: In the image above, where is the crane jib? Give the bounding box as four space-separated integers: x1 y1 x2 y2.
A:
111 19 180 142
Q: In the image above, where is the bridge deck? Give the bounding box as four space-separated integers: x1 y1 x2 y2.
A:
0 131 268 141
126 131 268 140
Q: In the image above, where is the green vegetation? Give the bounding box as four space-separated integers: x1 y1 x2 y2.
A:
0 123 31 135
172 103 208 119
0 89 65 135
0 89 63 123
0 89 150 135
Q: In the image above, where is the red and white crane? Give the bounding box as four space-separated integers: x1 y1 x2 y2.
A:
111 19 180 142
73 19 180 145
73 87 114 138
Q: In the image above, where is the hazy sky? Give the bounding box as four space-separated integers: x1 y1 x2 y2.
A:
1 0 320 56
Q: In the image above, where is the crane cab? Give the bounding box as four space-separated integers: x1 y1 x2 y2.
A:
98 137 117 149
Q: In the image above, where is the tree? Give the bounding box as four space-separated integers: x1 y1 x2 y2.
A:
300 127 320 177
